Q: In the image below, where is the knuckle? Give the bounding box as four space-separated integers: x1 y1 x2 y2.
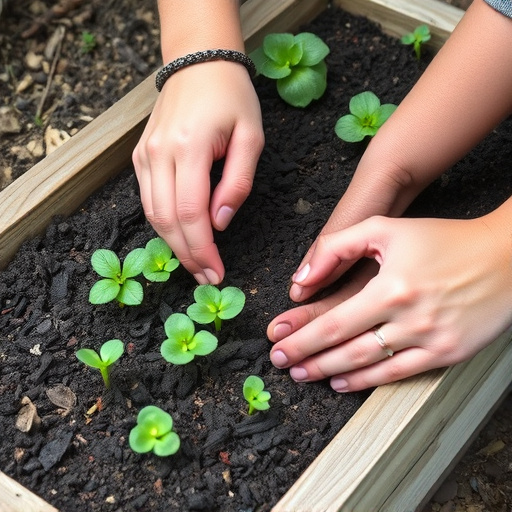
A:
320 316 344 345
176 201 202 225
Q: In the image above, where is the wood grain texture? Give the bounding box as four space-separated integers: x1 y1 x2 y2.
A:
335 0 464 50
0 471 58 512
274 332 512 511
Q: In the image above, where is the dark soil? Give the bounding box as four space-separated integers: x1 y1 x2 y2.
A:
1 2 511 511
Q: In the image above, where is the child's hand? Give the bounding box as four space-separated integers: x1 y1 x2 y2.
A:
132 61 264 285
268 211 512 392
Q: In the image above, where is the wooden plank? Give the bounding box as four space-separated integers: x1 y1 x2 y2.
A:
0 471 58 512
335 0 464 51
274 331 512 511
0 0 328 270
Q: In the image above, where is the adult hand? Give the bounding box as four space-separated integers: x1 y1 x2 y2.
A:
268 213 512 392
132 61 264 285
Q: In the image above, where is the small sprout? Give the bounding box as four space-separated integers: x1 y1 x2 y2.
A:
160 313 218 365
243 375 271 415
250 32 330 108
89 248 146 306
129 405 180 457
401 25 431 60
187 284 246 332
334 91 397 143
141 237 179 282
80 31 97 54
75 339 124 389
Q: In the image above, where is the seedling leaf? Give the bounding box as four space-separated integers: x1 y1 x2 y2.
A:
122 248 147 278
116 279 144 306
161 313 218 365
76 339 124 388
277 61 327 108
91 249 121 278
294 32 330 66
99 339 124 365
218 287 246 320
243 375 271 415
89 279 121 304
129 405 180 457
142 237 180 282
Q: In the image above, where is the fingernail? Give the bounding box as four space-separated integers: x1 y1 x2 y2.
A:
289 283 303 302
290 366 308 382
203 268 221 285
331 377 349 393
194 272 209 285
294 263 310 284
273 322 292 340
215 205 235 231
271 350 289 368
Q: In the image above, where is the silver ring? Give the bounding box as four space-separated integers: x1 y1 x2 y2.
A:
374 327 394 357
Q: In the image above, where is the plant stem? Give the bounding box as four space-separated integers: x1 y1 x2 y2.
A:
214 317 222 332
100 367 111 388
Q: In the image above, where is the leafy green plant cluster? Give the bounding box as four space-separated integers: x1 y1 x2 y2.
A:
401 25 431 60
250 32 330 108
80 31 97 54
89 237 179 306
335 91 397 143
80 250 268 457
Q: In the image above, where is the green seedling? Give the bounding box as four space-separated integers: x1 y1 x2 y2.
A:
243 375 271 415
160 313 218 365
334 91 397 143
141 237 179 282
75 339 124 389
80 31 97 54
250 32 330 108
89 248 146 306
187 284 245 332
401 25 431 60
129 405 180 457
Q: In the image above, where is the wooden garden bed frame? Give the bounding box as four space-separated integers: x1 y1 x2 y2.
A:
1 0 511 510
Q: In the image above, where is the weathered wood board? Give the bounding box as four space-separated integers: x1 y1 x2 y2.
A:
2 1 511 511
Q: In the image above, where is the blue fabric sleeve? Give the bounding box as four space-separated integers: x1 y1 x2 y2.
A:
484 0 512 17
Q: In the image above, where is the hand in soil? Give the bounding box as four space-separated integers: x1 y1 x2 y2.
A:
132 62 264 286
268 212 512 392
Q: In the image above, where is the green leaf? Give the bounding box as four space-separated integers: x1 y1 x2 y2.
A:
137 405 174 436
161 338 195 364
122 248 147 279
153 431 181 457
192 331 218 356
277 61 327 108
164 258 180 273
295 32 330 67
117 279 143 306
218 287 246 320
99 339 124 365
186 303 215 324
89 279 120 304
243 375 265 400
252 398 271 411
129 425 156 453
334 114 366 142
262 33 296 65
76 348 104 369
194 284 222 306
259 59 293 80
91 249 120 278
164 313 195 340
400 33 416 44
374 103 397 127
415 24 431 41
349 91 381 118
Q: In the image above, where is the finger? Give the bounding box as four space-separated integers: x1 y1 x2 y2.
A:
268 260 379 342
290 217 387 295
211 121 264 231
132 141 154 220
329 347 445 392
173 142 225 284
269 278 388 368
287 323 412 382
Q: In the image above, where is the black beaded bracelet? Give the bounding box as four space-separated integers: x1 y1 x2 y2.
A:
155 49 256 92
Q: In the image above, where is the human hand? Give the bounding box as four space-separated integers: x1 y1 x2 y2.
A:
132 62 264 284
267 213 512 392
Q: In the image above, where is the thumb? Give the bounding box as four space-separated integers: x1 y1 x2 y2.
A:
210 123 264 231
292 216 388 288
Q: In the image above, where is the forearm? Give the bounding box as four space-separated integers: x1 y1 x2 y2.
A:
158 0 244 63
328 0 512 232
